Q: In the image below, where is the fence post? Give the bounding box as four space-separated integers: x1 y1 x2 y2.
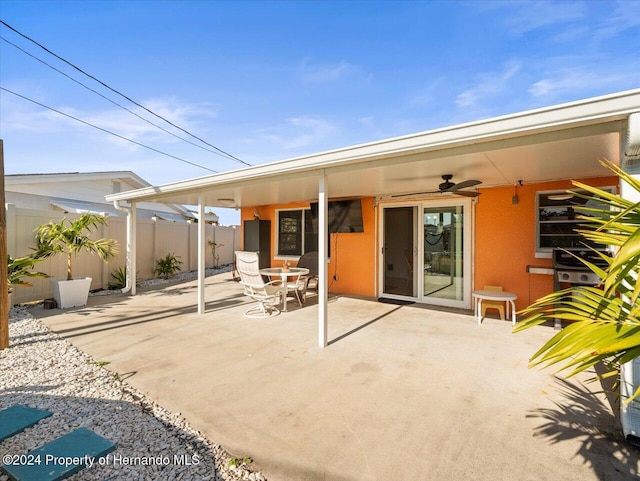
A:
1 139 9 349
5 203 16 257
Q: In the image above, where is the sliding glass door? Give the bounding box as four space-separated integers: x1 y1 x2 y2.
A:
423 205 465 303
380 199 471 308
382 206 417 298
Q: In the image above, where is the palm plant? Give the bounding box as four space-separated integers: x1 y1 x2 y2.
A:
7 254 49 292
516 159 640 398
153 252 183 279
35 213 118 280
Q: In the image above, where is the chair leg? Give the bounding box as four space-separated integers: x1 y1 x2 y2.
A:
481 303 506 321
244 301 280 318
295 288 304 307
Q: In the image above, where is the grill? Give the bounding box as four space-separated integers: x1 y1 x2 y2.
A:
552 248 609 329
552 248 608 286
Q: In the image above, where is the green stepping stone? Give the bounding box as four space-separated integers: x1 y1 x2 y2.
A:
0 405 53 442
1 427 116 481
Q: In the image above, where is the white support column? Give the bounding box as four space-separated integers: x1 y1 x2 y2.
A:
197 194 206 314
130 202 137 296
318 172 329 348
619 112 640 439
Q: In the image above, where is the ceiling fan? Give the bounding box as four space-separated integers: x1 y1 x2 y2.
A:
392 174 482 198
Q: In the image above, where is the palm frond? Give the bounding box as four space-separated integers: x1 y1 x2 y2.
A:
34 213 117 279
517 159 640 398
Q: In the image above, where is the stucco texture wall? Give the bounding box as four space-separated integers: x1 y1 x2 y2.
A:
241 197 376 297
474 176 618 311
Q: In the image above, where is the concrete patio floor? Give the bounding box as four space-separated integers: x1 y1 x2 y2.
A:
33 271 639 481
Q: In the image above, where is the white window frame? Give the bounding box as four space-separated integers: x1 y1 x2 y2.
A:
535 186 615 258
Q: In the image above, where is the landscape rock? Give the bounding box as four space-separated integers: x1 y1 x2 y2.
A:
0 307 263 481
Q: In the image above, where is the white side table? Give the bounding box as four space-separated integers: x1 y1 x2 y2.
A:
472 290 518 325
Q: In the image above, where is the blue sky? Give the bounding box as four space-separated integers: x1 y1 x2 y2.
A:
1 0 639 225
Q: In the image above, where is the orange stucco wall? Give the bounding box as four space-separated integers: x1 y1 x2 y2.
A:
240 197 376 297
474 176 618 310
241 176 618 309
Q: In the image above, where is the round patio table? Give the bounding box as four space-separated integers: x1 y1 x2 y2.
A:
260 267 309 312
472 290 517 326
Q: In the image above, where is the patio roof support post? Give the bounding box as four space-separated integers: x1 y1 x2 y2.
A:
130 202 137 295
197 194 206 314
113 200 136 294
318 172 328 348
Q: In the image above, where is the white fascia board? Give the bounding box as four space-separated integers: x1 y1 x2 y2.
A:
106 89 640 204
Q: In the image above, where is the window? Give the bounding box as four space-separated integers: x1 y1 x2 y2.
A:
536 187 614 255
277 209 317 257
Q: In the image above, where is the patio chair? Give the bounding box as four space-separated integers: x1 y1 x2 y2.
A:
296 251 320 304
481 285 506 321
235 251 285 317
285 275 308 308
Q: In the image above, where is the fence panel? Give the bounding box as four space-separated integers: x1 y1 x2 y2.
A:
6 204 240 304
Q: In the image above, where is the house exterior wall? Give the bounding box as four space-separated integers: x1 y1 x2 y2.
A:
474 175 618 311
240 197 377 297
6 178 185 215
243 176 619 310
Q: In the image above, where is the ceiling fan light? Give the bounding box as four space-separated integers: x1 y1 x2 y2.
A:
548 193 574 201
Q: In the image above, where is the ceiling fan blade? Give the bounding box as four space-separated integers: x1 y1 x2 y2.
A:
391 191 439 198
453 190 481 197
449 179 482 191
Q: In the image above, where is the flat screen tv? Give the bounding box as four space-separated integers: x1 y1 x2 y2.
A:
310 199 364 233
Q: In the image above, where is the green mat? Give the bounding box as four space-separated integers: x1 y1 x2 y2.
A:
0 405 53 442
1 427 115 481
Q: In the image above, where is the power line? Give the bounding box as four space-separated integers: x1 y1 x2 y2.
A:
0 86 218 174
0 19 251 167
0 35 245 163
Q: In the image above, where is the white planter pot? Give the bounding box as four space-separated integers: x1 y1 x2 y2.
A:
51 278 92 308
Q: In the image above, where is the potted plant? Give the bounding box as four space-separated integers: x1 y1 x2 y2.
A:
7 254 49 307
35 213 118 308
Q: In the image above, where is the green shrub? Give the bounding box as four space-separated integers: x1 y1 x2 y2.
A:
153 253 183 279
7 254 49 293
109 265 127 289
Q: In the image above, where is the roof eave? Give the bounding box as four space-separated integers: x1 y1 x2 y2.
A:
106 88 640 204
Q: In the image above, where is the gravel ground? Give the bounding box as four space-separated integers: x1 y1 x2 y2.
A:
0 307 264 481
90 265 235 296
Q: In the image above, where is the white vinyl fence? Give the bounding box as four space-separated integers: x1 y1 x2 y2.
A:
5 204 240 304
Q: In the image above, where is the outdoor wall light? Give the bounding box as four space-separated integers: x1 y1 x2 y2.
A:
512 180 522 205
151 215 158 222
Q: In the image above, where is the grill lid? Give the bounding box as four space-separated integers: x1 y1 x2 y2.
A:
552 248 610 270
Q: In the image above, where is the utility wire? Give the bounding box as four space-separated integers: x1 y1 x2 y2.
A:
0 86 218 173
0 35 244 163
0 19 251 167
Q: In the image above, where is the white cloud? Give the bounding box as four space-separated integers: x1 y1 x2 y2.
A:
529 67 639 98
1 93 218 148
258 115 337 150
455 62 521 108
594 0 640 39
358 116 375 128
502 1 586 34
299 59 357 83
